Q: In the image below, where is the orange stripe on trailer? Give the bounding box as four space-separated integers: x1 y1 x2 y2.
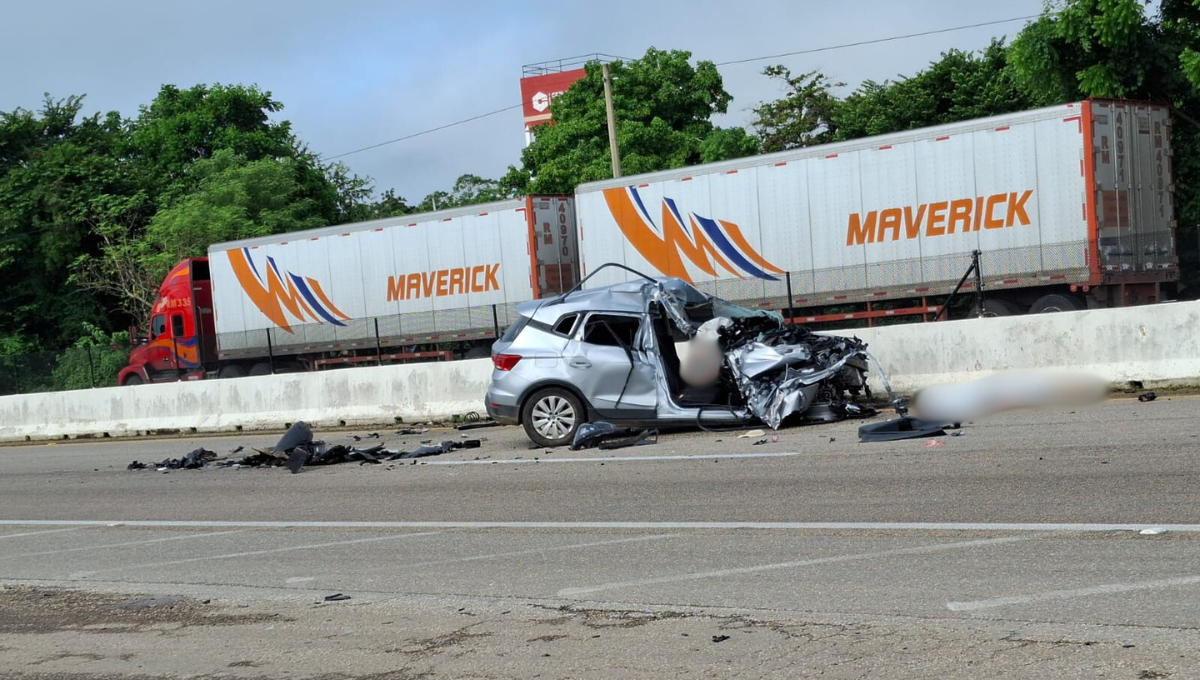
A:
524 196 540 299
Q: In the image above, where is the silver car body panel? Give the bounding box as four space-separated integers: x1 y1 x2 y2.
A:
486 274 872 438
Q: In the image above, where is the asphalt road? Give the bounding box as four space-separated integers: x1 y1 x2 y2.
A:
1 395 1198 679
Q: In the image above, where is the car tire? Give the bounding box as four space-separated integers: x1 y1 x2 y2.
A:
1029 293 1084 314
522 387 585 448
123 374 143 386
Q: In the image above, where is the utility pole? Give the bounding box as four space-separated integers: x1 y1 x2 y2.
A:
602 62 622 178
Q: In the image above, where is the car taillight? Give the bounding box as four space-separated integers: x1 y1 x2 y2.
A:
493 354 521 371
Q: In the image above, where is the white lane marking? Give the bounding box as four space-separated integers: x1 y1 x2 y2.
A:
0 528 84 540
557 536 1031 597
415 452 801 466
286 577 316 584
0 530 245 560
67 532 443 579
2 520 1199 532
947 575 1200 611
395 534 675 569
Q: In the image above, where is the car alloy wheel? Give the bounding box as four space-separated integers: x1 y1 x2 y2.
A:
522 387 585 448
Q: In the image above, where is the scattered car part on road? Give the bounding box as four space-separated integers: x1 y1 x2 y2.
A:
858 417 949 443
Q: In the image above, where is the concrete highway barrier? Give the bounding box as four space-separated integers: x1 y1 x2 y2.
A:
2 300 1197 442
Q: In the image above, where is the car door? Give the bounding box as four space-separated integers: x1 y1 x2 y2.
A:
563 312 656 418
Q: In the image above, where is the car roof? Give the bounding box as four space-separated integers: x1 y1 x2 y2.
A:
517 277 706 324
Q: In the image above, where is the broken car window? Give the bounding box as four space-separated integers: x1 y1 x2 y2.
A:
581 314 640 348
553 314 579 336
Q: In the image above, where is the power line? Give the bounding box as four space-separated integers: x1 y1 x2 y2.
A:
324 103 522 160
326 14 1045 160
715 14 1041 66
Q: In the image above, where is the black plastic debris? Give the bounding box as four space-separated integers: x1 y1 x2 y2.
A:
386 439 481 460
286 448 309 474
571 422 617 450
182 448 217 469
572 423 659 451
597 429 657 450
1139 391 1157 402
129 420 487 474
128 448 218 471
712 635 730 643
323 593 351 602
274 421 313 453
858 417 948 442
454 420 501 431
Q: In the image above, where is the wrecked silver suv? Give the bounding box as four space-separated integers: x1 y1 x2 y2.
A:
485 266 876 447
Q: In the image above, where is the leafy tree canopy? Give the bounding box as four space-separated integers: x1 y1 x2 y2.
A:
502 47 759 195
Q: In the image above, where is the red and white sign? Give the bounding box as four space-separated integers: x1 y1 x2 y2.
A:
520 68 586 132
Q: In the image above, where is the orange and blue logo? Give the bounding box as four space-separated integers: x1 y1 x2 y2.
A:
226 248 350 333
603 187 784 283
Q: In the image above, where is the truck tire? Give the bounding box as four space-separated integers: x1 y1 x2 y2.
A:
973 299 1022 318
464 345 491 360
123 374 143 386
248 362 274 376
522 387 585 448
1029 293 1084 314
218 365 246 379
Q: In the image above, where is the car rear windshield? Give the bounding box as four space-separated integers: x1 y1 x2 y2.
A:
499 316 530 344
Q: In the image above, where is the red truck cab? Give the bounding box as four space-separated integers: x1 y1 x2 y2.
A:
118 258 216 385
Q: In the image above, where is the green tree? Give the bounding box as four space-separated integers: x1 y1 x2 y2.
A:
502 48 759 195
415 173 513 212
51 322 130 390
0 96 133 349
832 40 1035 140
74 150 327 320
751 68 844 152
362 188 413 219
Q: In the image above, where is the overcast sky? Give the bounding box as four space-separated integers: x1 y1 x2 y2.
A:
2 0 1049 203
